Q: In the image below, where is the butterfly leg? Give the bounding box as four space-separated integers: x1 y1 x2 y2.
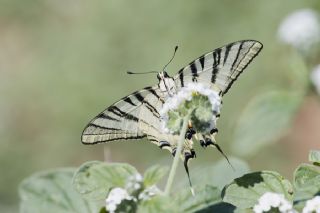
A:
196 134 206 148
198 126 218 147
198 134 213 148
210 127 218 135
185 127 196 140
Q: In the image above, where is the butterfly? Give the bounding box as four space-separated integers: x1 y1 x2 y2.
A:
82 40 263 184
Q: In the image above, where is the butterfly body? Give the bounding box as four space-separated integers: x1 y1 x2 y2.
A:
82 40 263 172
157 71 177 96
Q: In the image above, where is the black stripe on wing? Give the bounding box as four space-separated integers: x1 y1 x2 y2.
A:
231 42 244 71
87 124 123 131
83 135 147 145
108 106 139 122
134 89 160 118
97 113 120 122
223 43 232 65
123 96 137 106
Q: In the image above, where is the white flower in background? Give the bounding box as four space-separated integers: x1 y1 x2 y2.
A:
126 173 143 192
303 196 320 213
160 82 221 134
278 9 320 53
105 187 133 213
138 185 161 201
311 64 320 95
253 192 295 213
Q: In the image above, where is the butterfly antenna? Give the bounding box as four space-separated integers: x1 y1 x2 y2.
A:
127 71 158 75
213 143 235 171
163 45 178 71
184 158 195 196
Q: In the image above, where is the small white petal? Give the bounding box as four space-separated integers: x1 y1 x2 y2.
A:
135 174 143 182
134 183 141 190
303 196 320 213
253 204 263 213
254 192 294 213
106 203 117 213
105 187 133 211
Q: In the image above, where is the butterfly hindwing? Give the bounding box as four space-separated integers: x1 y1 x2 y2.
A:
174 40 263 95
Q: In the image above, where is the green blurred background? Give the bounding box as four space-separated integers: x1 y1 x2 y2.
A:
1 1 320 212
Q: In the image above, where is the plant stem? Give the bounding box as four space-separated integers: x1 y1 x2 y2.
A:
164 113 190 196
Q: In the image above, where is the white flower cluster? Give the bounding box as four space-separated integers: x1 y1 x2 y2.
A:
160 82 221 133
278 9 320 53
105 173 161 212
105 187 134 213
311 64 320 95
253 192 295 213
160 82 221 116
303 196 320 213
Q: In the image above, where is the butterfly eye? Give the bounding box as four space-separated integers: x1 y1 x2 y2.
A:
156 73 161 80
164 72 169 78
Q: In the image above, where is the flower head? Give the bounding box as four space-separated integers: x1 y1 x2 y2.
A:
303 196 320 213
160 82 221 134
105 172 164 212
253 192 295 213
105 187 134 213
278 9 320 55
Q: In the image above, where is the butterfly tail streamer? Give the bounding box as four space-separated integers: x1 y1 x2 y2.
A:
213 142 235 171
183 156 195 196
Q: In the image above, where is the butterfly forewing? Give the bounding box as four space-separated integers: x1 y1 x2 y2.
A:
82 86 165 144
174 40 263 95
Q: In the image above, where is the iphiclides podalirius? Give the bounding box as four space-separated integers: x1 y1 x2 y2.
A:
82 40 263 182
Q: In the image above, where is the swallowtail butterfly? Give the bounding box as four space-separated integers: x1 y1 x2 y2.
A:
82 40 263 181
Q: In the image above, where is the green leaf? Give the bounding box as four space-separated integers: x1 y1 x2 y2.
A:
19 168 99 213
231 91 301 156
309 150 320 165
175 185 222 213
72 161 138 200
222 171 293 209
293 163 320 201
137 195 178 213
195 202 237 213
143 165 169 187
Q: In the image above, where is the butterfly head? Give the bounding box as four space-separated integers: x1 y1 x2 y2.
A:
157 71 176 96
156 71 170 81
